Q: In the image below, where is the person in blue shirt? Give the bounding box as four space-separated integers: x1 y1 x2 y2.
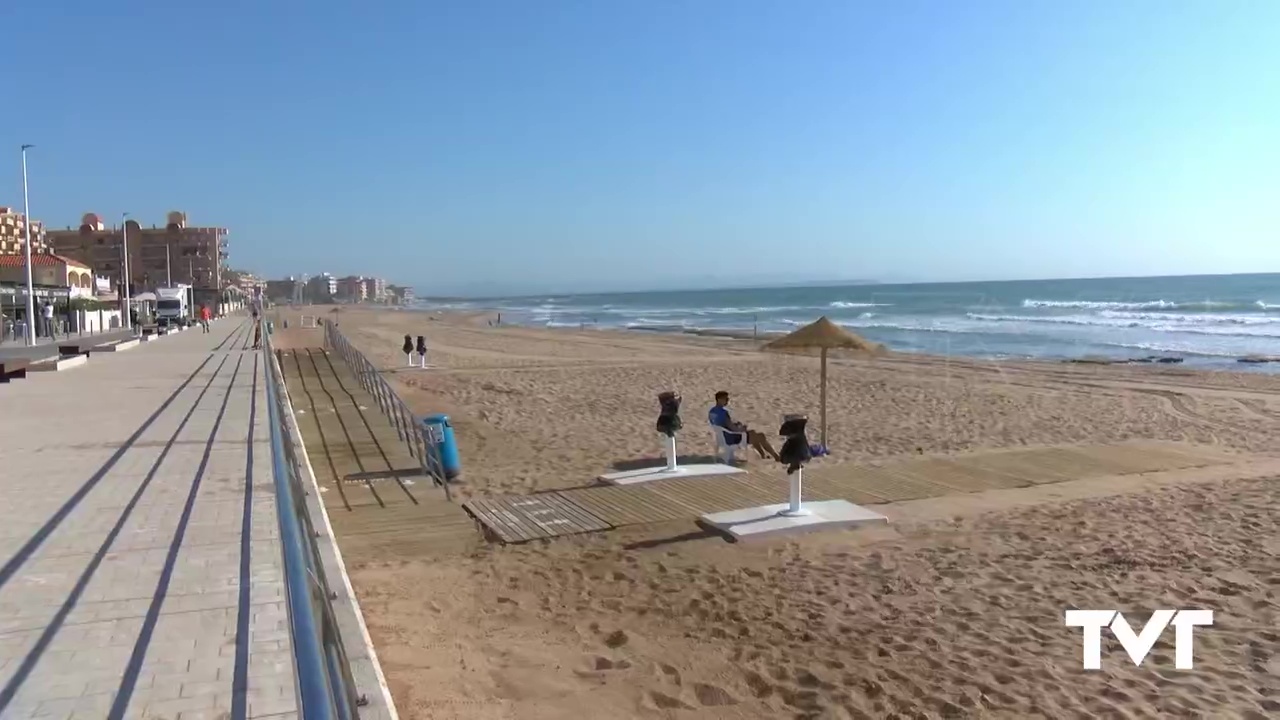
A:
708 391 780 461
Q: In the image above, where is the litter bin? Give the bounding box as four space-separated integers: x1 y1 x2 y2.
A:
421 413 462 482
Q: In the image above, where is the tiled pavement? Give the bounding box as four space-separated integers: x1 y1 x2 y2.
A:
0 319 297 720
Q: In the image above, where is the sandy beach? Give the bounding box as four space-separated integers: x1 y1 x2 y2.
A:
301 306 1279 719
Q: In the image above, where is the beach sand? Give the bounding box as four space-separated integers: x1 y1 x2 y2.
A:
303 306 1279 718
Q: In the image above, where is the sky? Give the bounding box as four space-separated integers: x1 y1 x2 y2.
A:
4 1 1278 296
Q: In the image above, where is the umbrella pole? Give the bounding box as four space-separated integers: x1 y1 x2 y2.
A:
820 348 828 446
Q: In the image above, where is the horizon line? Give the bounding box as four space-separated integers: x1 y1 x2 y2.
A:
415 270 1280 300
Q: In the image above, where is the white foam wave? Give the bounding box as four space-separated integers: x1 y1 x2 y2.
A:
966 311 1280 338
829 301 892 309
1022 299 1180 310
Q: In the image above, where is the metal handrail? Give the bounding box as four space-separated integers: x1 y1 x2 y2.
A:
263 319 363 718
322 320 452 501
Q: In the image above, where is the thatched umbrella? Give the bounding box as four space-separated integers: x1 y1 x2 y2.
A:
762 316 884 445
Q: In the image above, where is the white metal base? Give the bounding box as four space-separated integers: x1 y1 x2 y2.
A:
700 500 888 542
599 462 743 486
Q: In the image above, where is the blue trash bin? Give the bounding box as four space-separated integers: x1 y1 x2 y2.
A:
421 413 462 482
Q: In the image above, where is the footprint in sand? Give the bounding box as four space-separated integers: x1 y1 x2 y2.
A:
654 663 681 686
587 655 632 671
693 683 739 707
641 691 693 711
742 670 774 699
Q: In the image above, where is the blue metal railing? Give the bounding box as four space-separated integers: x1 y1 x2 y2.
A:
262 319 363 718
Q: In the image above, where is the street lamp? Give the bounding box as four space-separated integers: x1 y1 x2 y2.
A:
20 144 36 345
122 212 132 331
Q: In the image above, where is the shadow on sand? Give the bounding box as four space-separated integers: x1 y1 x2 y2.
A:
607 454 728 472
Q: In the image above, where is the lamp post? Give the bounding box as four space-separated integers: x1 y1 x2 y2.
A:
122 212 132 331
20 144 36 345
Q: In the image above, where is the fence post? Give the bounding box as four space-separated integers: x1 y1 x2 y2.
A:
381 377 402 441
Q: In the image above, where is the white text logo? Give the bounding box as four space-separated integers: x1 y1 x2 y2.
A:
1064 609 1213 669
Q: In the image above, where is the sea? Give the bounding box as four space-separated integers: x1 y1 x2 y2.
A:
419 274 1280 372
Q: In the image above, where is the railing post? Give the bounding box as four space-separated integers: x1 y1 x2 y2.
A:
385 378 405 442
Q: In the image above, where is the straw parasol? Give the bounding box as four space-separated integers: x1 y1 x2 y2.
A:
762 316 884 445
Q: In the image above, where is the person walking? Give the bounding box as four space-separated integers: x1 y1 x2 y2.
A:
199 304 212 333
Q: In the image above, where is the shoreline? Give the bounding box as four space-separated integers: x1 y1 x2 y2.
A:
404 303 1280 373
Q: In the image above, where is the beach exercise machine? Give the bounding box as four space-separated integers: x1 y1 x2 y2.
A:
655 391 683 472
416 335 429 368
777 414 814 516
403 334 432 368
598 391 744 485
698 411 887 541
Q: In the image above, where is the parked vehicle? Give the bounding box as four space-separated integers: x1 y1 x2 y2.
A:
155 285 194 327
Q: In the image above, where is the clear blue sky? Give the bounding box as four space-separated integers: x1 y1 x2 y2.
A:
6 1 1278 295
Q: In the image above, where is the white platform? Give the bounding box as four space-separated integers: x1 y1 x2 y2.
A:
30 355 88 373
699 500 888 542
102 339 140 352
598 462 743 486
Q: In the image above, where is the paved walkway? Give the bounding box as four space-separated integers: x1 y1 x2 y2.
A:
0 318 297 720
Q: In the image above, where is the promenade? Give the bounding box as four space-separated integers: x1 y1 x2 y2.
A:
0 318 297 720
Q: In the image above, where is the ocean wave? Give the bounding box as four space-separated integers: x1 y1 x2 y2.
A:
1022 298 1273 311
829 301 891 309
1022 299 1181 310
973 313 1280 339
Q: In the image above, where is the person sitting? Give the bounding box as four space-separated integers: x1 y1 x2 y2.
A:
708 391 780 461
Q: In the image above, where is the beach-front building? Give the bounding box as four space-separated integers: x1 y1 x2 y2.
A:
47 211 229 295
386 284 415 305
361 276 386 303
0 207 51 255
0 254 89 336
266 277 304 303
337 276 367 303
225 269 266 296
306 273 337 302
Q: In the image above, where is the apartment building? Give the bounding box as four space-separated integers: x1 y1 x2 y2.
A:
47 211 228 293
306 273 338 301
0 207 50 255
336 276 367 302
386 284 416 305
361 276 386 303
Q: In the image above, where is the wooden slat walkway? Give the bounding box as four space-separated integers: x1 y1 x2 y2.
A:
280 347 477 560
463 441 1238 543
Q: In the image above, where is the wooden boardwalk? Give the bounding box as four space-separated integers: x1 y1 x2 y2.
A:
464 441 1239 543
279 347 476 561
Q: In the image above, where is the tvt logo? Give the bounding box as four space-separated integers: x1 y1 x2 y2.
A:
1065 609 1213 670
